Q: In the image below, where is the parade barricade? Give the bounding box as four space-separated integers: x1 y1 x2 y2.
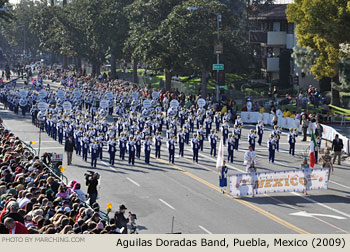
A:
240 112 350 154
229 168 329 197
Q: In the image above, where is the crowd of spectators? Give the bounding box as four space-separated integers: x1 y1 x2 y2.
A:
0 123 126 234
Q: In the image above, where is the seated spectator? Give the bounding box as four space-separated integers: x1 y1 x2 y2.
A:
0 124 112 234
290 111 296 118
282 108 291 117
4 217 28 234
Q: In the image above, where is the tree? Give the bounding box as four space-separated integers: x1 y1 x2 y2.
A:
104 0 131 79
0 0 13 22
160 0 240 97
1 0 44 56
286 0 350 106
291 46 317 75
125 0 182 89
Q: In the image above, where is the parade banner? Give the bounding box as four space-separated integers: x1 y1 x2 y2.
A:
229 168 329 197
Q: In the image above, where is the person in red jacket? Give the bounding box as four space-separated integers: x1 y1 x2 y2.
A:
4 217 29 234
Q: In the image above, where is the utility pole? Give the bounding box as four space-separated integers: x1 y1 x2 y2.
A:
62 0 68 69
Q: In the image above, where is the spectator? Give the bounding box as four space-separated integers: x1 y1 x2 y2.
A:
315 121 323 139
319 149 333 180
0 124 113 234
332 134 343 165
1 201 24 224
19 192 32 209
85 173 98 205
301 114 309 141
64 135 75 166
114 205 129 234
300 157 309 195
282 108 291 117
4 217 29 234
272 111 278 126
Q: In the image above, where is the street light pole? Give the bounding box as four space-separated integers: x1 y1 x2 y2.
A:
216 14 221 103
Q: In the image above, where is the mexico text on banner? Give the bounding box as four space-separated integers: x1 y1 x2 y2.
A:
229 168 329 197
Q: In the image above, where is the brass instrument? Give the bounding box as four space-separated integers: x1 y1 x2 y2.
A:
294 128 298 132
275 135 279 139
254 130 257 134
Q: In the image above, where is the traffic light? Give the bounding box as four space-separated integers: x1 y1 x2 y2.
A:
218 70 225 86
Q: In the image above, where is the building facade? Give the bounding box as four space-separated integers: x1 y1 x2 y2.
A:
249 4 319 90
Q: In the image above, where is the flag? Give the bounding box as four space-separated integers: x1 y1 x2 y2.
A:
216 137 224 170
309 131 316 168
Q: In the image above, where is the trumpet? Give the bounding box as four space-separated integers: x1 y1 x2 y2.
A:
274 135 279 139
294 128 298 132
317 136 321 140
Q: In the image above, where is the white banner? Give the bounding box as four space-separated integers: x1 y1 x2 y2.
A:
229 168 329 197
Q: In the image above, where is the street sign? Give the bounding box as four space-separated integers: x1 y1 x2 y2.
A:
214 42 223 54
213 64 224 70
219 85 227 89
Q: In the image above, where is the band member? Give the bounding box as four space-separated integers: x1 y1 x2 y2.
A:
219 160 228 193
177 129 185 157
227 134 235 163
144 136 152 164
244 145 257 172
221 121 229 145
209 130 218 157
248 129 257 151
108 137 117 166
154 131 162 159
167 135 176 164
288 128 298 156
191 134 199 163
90 140 99 168
256 121 264 145
268 134 277 163
128 136 136 165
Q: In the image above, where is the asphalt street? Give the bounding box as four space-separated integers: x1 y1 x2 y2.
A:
1 79 349 234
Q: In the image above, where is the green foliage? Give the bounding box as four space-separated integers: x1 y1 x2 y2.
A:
0 0 13 22
286 0 350 105
292 46 317 75
1 0 45 55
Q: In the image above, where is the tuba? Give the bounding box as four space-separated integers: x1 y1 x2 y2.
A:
37 111 46 121
19 99 27 107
